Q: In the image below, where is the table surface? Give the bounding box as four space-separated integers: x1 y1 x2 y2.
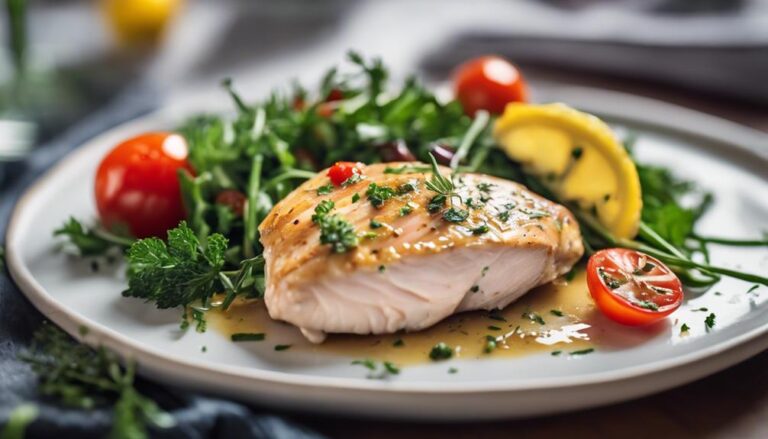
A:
300 65 768 439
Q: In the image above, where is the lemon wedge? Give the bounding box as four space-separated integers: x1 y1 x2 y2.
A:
493 103 642 238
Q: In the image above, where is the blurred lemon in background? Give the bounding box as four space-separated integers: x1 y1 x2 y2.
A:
101 0 184 48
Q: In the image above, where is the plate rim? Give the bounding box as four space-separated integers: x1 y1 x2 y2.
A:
5 86 768 401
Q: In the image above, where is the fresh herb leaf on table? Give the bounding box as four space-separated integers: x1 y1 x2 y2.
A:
20 323 174 439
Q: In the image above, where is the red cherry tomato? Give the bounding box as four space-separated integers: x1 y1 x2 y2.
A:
587 248 684 326
453 55 528 116
94 132 193 238
215 190 247 217
325 88 344 102
327 161 364 186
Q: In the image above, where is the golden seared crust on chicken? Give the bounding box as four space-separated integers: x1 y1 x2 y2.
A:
259 162 583 342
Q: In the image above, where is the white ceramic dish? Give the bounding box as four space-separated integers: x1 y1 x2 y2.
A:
6 86 768 420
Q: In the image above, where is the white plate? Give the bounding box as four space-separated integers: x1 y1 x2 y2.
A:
6 86 768 420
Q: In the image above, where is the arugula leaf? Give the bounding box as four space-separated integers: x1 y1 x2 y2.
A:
54 217 132 256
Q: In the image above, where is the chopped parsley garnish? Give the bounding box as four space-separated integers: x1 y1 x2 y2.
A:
397 181 418 194
448 367 458 374
550 309 564 317
570 348 595 356
351 193 360 203
488 309 506 322
495 202 517 223
597 268 624 290
551 350 562 356
471 224 490 235
747 285 760 294
312 200 335 222
313 201 358 253
442 207 469 223
231 333 265 342
476 182 494 193
429 342 453 361
692 307 709 312
366 183 396 207
316 184 333 195
369 219 383 229
378 265 386 272
522 311 545 325
383 361 400 375
274 344 292 351
705 313 716 331
427 194 446 213
571 146 583 160
680 323 690 334
483 335 497 353
341 173 362 187
488 325 501 331
351 358 376 370
400 205 413 216
638 301 659 311
470 285 480 293
352 358 400 379
393 338 404 347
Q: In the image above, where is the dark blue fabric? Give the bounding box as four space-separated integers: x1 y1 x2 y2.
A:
0 89 326 439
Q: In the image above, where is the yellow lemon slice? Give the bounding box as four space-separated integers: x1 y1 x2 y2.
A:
493 103 642 238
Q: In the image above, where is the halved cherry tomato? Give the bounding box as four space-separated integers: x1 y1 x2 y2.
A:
454 55 528 116
327 161 364 186
215 190 247 217
95 132 193 238
587 248 683 326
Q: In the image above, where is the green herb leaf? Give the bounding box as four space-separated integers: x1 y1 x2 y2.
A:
316 184 333 195
442 208 469 223
429 342 453 361
231 333 266 342
366 183 396 208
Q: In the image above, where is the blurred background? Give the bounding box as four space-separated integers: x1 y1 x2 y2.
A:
1 0 767 185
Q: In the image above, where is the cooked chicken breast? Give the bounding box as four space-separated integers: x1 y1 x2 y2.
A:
259 162 583 342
